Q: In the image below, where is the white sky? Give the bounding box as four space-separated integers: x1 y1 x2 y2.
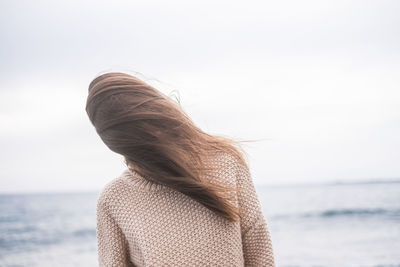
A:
1 0 399 193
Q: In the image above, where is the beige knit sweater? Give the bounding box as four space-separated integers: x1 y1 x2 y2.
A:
96 151 275 267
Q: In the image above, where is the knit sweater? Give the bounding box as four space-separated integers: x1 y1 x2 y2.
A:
96 151 275 267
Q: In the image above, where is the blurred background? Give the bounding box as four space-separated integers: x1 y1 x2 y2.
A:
1 0 399 266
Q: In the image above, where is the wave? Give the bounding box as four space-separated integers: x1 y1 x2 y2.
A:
272 208 400 220
327 179 400 186
313 208 394 217
72 229 96 238
0 227 97 253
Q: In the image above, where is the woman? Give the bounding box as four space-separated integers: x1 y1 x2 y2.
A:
85 72 275 267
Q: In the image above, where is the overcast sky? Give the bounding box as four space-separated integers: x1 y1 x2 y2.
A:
1 0 399 193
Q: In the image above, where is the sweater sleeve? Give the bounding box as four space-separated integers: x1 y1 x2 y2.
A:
235 160 275 267
96 196 135 267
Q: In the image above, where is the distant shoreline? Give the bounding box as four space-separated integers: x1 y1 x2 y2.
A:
258 178 400 188
1 178 400 195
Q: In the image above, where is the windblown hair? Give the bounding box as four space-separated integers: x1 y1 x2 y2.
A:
85 72 251 222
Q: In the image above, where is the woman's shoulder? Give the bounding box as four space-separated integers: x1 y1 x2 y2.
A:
96 170 133 209
203 150 244 186
209 149 244 172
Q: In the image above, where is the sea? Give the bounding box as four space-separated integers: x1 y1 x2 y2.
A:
0 180 399 267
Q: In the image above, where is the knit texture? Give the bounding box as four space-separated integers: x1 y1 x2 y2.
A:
96 151 275 267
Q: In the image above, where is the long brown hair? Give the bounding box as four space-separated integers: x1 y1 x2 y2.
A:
85 72 251 222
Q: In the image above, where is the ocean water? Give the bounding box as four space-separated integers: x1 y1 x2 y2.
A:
0 181 399 267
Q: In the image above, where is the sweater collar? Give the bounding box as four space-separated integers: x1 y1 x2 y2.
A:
121 168 168 191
